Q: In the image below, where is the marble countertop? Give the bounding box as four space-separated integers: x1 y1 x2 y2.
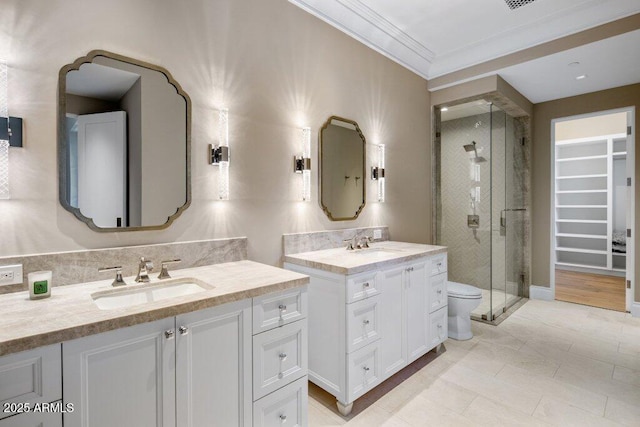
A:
284 241 447 275
0 260 308 357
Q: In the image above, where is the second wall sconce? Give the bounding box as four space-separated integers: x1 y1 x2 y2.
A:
371 144 385 202
0 60 23 200
209 108 229 200
293 127 311 201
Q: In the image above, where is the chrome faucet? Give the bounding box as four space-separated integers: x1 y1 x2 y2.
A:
357 236 372 249
135 257 154 283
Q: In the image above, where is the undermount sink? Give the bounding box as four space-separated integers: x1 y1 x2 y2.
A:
92 278 213 310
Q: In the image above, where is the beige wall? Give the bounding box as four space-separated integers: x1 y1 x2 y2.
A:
531 83 640 301
555 112 627 140
0 0 431 267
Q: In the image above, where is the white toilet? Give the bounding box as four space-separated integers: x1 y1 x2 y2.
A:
447 281 482 340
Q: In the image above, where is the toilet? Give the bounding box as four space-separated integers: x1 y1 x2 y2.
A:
447 281 482 340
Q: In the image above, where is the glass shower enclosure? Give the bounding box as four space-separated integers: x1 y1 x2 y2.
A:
435 100 529 322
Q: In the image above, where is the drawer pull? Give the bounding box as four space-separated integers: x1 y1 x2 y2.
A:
164 329 175 340
279 352 287 360
437 289 442 294
362 282 370 288
278 304 287 312
179 326 189 335
363 365 370 372
406 267 414 272
437 262 442 267
363 319 370 325
279 414 287 423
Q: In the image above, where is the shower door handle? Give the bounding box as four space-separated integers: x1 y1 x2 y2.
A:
500 208 526 228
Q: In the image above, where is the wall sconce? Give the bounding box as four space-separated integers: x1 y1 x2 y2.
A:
209 108 229 200
0 61 23 200
371 144 385 202
293 127 311 201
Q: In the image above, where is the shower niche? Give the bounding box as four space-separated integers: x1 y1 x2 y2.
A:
434 99 530 322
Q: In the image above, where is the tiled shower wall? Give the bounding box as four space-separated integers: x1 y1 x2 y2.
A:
438 110 529 294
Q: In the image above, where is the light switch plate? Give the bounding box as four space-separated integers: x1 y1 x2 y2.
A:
0 264 23 286
373 229 382 240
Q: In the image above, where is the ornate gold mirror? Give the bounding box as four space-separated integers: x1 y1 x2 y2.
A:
58 50 191 232
319 116 366 221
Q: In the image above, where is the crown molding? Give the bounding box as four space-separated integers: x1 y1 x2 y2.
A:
289 0 435 78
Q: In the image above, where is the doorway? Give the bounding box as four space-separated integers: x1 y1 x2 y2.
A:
551 108 635 312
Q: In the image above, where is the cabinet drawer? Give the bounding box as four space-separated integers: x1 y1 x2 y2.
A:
253 319 307 400
253 286 307 334
346 296 381 353
0 409 62 427
429 306 448 349
0 344 61 420
428 273 448 313
252 376 307 427
429 253 447 276
346 273 379 303
347 342 380 402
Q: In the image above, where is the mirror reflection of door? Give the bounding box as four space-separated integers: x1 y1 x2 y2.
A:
76 112 127 228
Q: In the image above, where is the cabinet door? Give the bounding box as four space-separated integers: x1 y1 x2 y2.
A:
376 267 406 378
176 299 252 427
0 410 61 427
63 317 176 427
406 261 429 363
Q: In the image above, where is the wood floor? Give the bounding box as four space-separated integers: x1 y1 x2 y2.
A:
555 269 626 312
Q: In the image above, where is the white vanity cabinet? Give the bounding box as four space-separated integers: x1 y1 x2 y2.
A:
285 253 447 415
62 287 307 427
0 344 62 427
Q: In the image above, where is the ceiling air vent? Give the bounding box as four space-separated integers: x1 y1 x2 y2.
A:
504 0 537 10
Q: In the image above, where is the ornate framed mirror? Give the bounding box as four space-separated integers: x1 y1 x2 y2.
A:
319 116 366 221
58 50 191 231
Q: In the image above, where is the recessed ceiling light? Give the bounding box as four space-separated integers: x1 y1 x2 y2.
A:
576 74 588 80
441 107 449 112
568 61 580 67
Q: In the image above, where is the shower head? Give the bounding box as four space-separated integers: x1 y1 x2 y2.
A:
463 141 477 152
464 141 487 163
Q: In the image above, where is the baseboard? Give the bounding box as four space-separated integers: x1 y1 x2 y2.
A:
529 285 554 301
631 302 640 318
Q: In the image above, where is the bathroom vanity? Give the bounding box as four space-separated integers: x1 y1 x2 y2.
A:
0 261 309 427
284 241 448 415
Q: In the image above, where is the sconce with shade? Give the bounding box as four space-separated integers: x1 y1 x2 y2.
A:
293 126 311 201
371 144 385 202
0 61 23 200
209 108 229 200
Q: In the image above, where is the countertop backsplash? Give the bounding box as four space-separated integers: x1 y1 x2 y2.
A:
0 238 247 295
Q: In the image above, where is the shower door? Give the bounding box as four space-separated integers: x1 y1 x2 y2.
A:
491 105 527 319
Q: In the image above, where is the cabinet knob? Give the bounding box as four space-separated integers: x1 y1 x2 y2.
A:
363 365 370 372
362 282 370 288
437 289 442 294
279 414 287 423
363 319 370 325
164 329 175 339
179 326 189 335
278 304 287 312
279 352 287 360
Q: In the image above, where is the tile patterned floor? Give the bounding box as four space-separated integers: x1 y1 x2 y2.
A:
308 299 640 426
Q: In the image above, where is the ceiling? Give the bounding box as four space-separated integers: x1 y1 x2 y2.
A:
289 0 640 103
66 63 140 101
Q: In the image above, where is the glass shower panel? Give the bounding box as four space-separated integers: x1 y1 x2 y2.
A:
437 101 492 320
491 105 507 319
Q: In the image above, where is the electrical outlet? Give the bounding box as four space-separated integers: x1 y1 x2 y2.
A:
0 264 23 286
373 229 382 240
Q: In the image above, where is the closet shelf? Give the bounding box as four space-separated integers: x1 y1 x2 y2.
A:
556 233 607 239
556 190 606 194
556 174 608 180
612 253 627 257
613 152 627 159
556 219 607 224
556 262 608 270
556 205 607 208
556 154 607 162
556 247 608 255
